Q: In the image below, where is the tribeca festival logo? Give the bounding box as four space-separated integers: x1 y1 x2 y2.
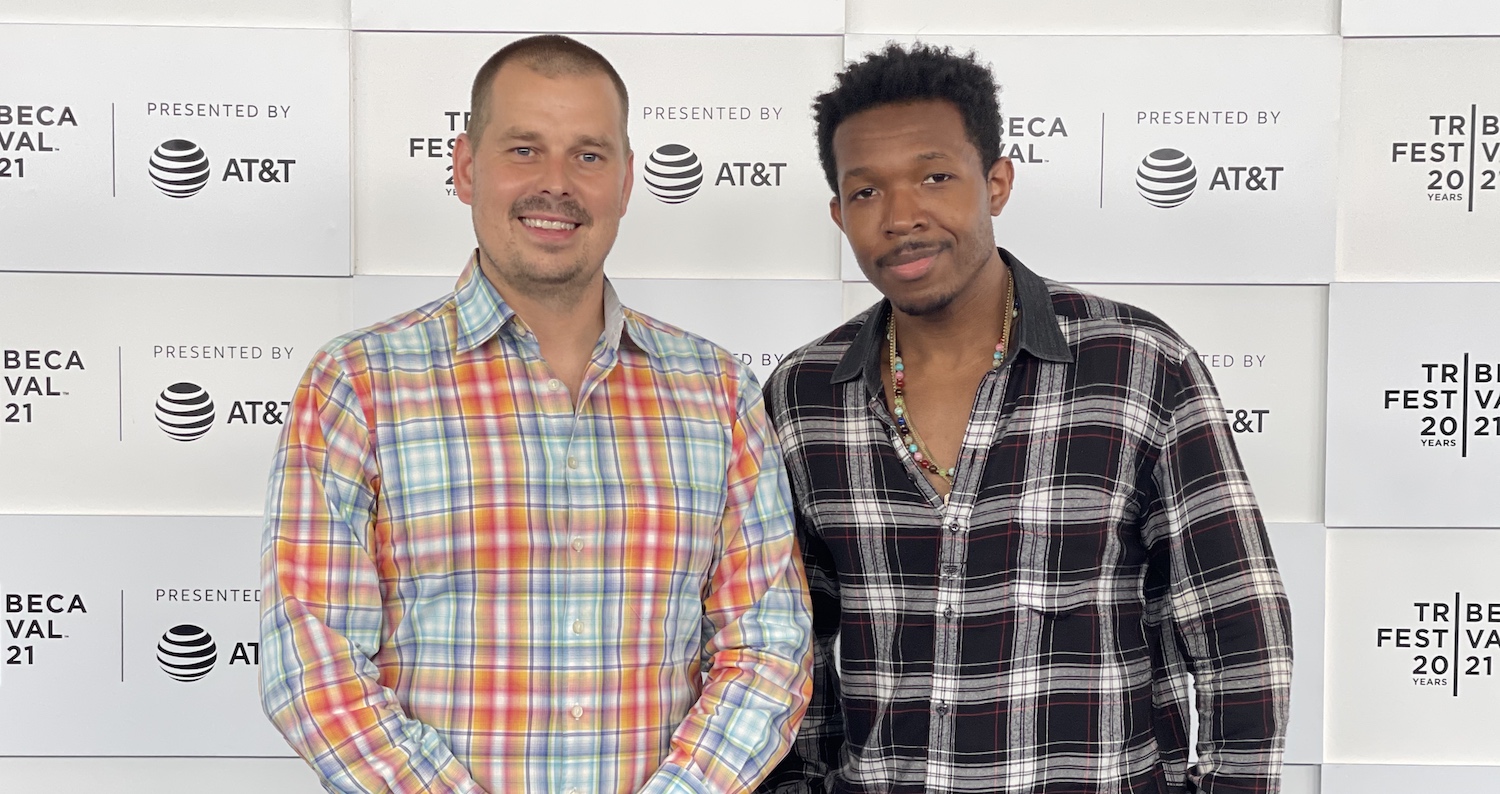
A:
1388 108 1500 209
1000 115 1070 164
147 137 296 199
1381 355 1500 455
4 348 85 429
1374 593 1500 695
643 142 785 205
154 382 215 442
148 139 211 198
0 103 77 181
6 591 87 670
156 624 217 682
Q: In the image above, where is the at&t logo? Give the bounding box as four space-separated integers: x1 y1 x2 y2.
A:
156 624 217 682
1136 148 1197 208
155 382 215 441
643 142 785 205
1135 147 1285 208
148 138 297 199
645 143 702 204
152 381 292 442
149 139 211 198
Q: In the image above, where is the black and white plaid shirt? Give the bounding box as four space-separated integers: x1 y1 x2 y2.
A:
759 251 1292 794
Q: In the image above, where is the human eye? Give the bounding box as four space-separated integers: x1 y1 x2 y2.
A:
923 173 953 184
579 152 602 163
849 186 877 201
513 146 534 157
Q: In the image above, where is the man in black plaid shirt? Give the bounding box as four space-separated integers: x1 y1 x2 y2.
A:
759 43 1292 794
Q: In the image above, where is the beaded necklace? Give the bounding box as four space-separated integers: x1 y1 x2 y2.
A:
887 274 1016 484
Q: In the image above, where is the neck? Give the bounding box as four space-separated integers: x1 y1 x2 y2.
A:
479 258 607 356
891 249 1011 366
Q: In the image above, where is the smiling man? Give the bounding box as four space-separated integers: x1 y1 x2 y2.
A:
760 44 1292 794
260 35 812 794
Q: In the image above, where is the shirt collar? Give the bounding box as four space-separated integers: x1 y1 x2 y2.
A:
831 248 1074 389
451 251 649 356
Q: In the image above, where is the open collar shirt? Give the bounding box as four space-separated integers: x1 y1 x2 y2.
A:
760 251 1292 794
260 256 813 794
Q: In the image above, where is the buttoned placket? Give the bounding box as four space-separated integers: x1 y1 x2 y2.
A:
510 320 608 794
871 357 1014 792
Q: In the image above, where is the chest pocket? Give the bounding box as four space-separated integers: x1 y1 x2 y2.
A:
1013 482 1134 588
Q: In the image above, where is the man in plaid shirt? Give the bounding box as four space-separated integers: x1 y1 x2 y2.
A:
260 35 812 793
760 44 1292 794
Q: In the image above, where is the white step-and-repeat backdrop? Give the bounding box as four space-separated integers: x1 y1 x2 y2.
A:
2 1 1497 792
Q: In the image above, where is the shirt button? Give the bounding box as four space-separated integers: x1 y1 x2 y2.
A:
570 705 584 720
941 564 959 578
943 606 954 620
935 702 950 716
567 457 578 469
548 378 563 392
571 537 585 552
946 521 959 534
572 619 584 635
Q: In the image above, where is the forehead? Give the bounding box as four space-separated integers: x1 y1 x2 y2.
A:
832 100 978 173
486 62 626 136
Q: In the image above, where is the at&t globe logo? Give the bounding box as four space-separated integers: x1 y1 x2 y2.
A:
149 139 211 199
644 143 703 204
155 382 215 442
157 624 217 682
1136 148 1198 209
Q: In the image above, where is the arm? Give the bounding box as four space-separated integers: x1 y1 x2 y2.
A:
638 372 815 794
756 506 844 794
1145 351 1293 794
260 349 485 794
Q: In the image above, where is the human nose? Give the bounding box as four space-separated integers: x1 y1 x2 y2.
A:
533 152 574 198
882 184 927 237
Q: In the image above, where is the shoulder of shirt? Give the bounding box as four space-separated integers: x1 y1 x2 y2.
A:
769 303 874 385
1043 278 1195 364
622 306 749 384
311 291 458 369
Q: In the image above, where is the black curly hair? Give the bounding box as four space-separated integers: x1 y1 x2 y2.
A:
813 42 1002 195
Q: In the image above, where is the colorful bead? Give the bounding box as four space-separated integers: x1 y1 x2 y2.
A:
885 279 1016 487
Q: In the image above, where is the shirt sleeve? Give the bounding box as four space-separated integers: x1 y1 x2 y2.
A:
259 348 486 794
638 367 815 794
756 503 844 794
1145 349 1294 794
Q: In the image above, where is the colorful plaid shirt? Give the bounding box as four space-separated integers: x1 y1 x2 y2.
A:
759 251 1292 794
260 257 813 794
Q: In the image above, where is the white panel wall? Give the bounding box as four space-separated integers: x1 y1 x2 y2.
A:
1338 39 1500 281
351 0 844 35
1325 529 1500 765
0 24 351 276
847 0 1338 35
3 1 1499 790
1325 283 1500 527
0 273 352 515
1342 0 1500 37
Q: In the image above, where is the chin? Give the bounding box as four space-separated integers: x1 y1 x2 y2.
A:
884 284 959 317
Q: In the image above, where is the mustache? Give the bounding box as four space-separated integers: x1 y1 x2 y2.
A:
509 195 592 226
874 241 949 270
